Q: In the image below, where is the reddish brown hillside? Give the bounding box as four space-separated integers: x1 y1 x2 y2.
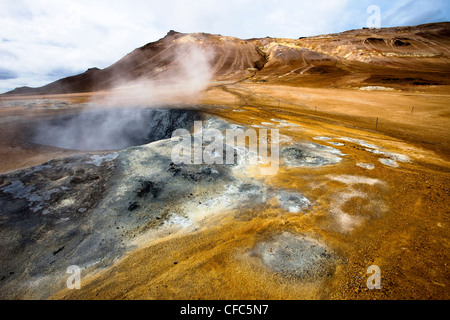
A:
4 22 450 94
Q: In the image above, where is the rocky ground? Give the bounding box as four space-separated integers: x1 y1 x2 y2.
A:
0 22 448 300
0 87 448 299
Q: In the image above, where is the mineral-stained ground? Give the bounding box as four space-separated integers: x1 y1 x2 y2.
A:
0 23 449 300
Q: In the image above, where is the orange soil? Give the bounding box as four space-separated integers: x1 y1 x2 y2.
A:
18 83 445 300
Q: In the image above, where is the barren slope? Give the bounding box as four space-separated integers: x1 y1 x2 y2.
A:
4 22 450 95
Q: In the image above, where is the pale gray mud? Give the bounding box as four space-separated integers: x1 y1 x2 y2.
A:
281 142 343 167
250 232 341 280
0 106 348 299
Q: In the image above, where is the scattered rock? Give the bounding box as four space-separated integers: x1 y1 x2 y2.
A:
137 180 160 198
168 162 181 175
52 246 65 256
128 202 140 211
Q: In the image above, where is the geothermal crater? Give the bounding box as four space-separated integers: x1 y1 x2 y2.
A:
30 107 204 151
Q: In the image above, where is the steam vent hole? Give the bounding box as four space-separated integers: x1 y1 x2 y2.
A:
31 108 203 151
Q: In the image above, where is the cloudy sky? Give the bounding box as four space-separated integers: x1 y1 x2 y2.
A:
0 0 449 93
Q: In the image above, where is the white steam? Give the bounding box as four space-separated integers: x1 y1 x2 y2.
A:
92 43 214 106
32 42 214 151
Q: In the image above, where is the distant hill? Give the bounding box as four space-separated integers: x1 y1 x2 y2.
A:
4 22 450 95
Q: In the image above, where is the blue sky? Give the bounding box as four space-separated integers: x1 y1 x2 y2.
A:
0 0 449 93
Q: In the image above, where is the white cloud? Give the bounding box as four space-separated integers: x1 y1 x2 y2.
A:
0 0 166 92
382 0 449 26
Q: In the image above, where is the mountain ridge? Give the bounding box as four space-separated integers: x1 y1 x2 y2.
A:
4 22 450 95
